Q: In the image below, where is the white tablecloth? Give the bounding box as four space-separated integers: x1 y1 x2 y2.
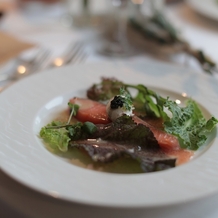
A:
1 1 218 217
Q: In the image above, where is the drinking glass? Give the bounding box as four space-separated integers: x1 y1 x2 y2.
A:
99 0 133 57
61 0 108 28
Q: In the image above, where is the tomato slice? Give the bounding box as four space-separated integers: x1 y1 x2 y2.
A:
69 97 110 124
163 148 194 165
133 116 180 150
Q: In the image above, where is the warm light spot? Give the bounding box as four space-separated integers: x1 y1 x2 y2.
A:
88 139 97 142
53 58 64 67
131 0 144 4
175 99 181 104
182 92 187 97
48 191 59 198
17 65 26 74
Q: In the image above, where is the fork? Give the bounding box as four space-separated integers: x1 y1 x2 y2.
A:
0 43 87 92
50 42 87 68
0 48 50 83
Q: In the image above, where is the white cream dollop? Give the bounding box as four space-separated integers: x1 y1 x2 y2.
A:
106 95 134 121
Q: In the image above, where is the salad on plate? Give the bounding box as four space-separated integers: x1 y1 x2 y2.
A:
39 77 218 173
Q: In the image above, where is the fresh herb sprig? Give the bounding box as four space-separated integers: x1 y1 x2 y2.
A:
39 103 97 151
119 87 134 111
45 103 79 130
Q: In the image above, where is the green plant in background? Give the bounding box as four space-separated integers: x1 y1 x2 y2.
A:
129 9 217 74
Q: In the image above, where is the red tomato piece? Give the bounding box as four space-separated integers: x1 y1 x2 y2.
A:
163 148 194 165
133 116 180 150
69 97 110 124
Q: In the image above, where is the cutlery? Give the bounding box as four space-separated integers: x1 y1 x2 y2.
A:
0 48 50 83
0 48 50 93
0 42 88 93
51 42 87 68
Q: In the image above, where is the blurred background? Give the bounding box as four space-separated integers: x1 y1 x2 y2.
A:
0 0 217 82
1 0 218 217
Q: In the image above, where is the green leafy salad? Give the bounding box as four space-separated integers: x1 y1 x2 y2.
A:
39 78 218 173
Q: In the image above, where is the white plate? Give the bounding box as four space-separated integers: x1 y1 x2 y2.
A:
187 0 218 21
0 61 218 208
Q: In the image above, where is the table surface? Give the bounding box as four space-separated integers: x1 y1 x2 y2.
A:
1 0 218 217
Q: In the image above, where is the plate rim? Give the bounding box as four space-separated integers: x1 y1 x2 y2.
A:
0 61 218 208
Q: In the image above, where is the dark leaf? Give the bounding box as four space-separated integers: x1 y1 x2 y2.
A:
93 115 159 149
70 139 176 172
69 115 176 172
87 77 125 101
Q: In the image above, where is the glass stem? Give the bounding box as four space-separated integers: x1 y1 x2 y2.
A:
112 0 128 44
82 0 89 14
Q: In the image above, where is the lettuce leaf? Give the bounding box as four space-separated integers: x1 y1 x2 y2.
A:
40 121 70 152
164 99 218 150
87 77 123 101
40 121 97 152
